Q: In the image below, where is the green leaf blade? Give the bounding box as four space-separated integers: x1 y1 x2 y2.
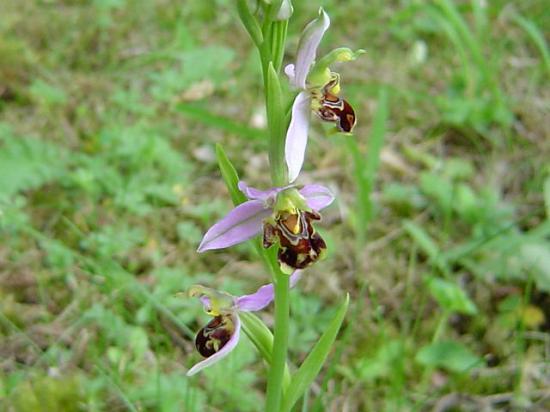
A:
425 275 478 315
281 294 350 412
215 143 247 206
237 0 264 47
266 62 286 186
347 87 388 244
403 220 448 273
512 14 550 75
416 340 484 373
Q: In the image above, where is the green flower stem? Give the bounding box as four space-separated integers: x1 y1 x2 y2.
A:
265 267 290 412
238 4 291 409
271 20 288 73
263 11 290 409
216 142 292 397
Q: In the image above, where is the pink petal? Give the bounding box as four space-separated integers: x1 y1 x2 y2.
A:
236 271 302 312
299 184 335 211
238 181 284 204
293 8 330 89
199 296 211 310
186 314 241 376
197 200 272 252
289 271 302 288
285 91 311 183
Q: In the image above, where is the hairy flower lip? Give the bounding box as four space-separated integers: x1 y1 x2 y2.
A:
186 271 302 376
187 314 241 376
264 209 327 273
195 314 235 358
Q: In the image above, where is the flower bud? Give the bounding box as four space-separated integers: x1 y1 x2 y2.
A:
275 0 293 20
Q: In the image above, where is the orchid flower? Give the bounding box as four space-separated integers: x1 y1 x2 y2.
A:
187 271 301 376
284 8 365 182
198 181 334 273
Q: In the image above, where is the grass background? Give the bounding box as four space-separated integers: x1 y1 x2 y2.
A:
0 0 549 411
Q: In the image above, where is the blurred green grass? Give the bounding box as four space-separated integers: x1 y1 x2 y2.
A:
1 0 549 411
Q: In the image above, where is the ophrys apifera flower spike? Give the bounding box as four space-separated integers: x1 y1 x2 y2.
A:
186 272 301 376
197 181 334 273
284 8 365 183
188 4 358 410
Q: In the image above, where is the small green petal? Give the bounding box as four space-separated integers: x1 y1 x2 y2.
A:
308 48 366 87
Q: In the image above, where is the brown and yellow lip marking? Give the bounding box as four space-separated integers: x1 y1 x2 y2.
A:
195 314 235 358
263 210 327 271
317 92 356 133
313 73 357 133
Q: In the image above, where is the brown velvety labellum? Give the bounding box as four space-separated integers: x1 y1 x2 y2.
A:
317 92 356 133
263 210 327 270
195 315 233 358
336 99 356 133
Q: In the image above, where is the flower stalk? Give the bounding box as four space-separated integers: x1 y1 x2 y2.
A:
265 13 291 409
265 269 289 412
188 3 362 410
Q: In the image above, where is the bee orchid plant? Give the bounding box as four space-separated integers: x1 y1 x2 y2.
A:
184 2 363 411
